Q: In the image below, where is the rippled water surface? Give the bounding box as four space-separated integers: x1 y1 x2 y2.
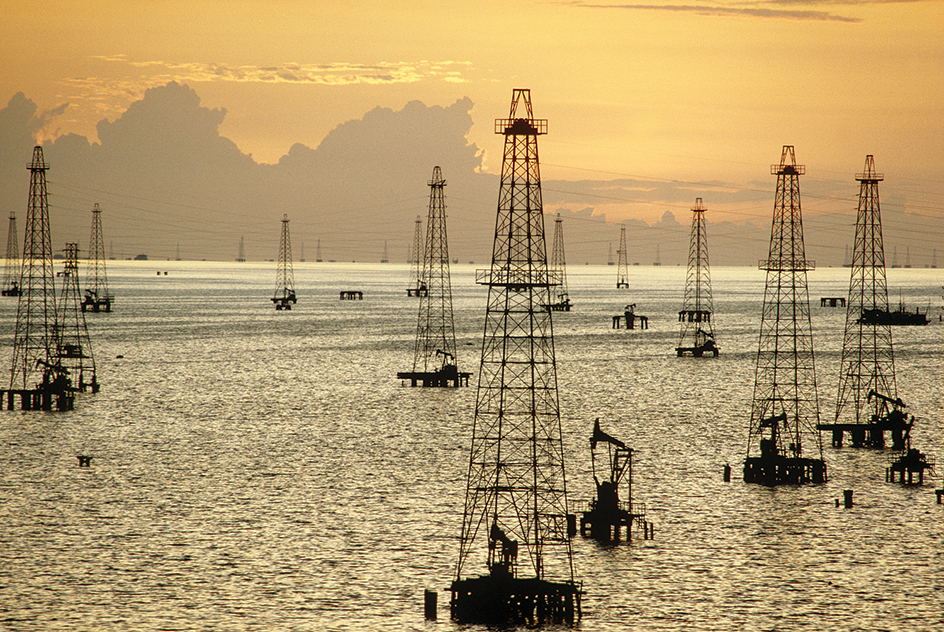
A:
0 262 941 631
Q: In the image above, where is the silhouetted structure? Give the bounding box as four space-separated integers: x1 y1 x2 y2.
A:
676 198 718 357
398 167 468 388
4 147 73 411
82 203 112 312
381 240 389 263
743 146 826 485
316 238 322 262
2 211 19 296
612 303 648 330
406 215 427 296
616 226 629 288
549 214 572 311
578 420 652 542
272 215 297 310
236 237 246 262
819 156 911 448
451 89 580 626
57 243 98 392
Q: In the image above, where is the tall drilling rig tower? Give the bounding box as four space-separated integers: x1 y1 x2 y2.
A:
743 146 826 485
57 243 98 392
82 203 112 312
820 156 909 449
676 198 718 357
272 214 297 310
549 213 572 310
450 89 580 625
397 167 468 387
8 146 72 408
616 226 629 288
407 215 426 296
2 212 19 296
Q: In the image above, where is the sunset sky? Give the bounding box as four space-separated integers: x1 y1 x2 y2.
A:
1 0 942 261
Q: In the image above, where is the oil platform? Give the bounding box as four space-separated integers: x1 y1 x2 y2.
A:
676 198 718 357
57 243 98 392
406 215 427 296
819 156 913 449
3 147 75 411
2 211 20 296
450 89 581 625
549 213 572 311
578 420 653 542
82 203 112 312
271 214 297 310
616 226 629 288
743 146 826 485
397 167 468 388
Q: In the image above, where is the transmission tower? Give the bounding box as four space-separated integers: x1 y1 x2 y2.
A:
823 156 907 449
2 212 19 296
676 198 718 357
397 167 467 387
743 146 826 485
272 214 296 310
549 213 572 310
616 226 629 288
9 147 67 394
82 203 112 312
450 89 579 625
56 243 97 392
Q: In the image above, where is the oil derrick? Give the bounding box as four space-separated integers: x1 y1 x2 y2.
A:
820 156 911 450
406 215 425 295
236 237 246 262
676 198 718 357
2 212 19 296
616 226 629 288
272 214 297 310
6 146 73 411
397 167 468 388
450 89 580 626
82 203 112 312
56 243 98 392
549 214 572 311
743 146 826 485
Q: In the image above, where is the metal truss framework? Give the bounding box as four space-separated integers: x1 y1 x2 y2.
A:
2 212 18 294
834 155 897 424
57 243 97 391
677 198 717 353
746 146 824 467
549 213 570 304
411 167 459 373
456 89 575 586
273 214 296 305
616 226 629 288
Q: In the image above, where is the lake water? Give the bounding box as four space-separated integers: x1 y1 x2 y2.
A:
0 261 940 631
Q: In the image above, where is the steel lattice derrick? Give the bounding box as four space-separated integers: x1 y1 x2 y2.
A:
677 198 716 351
84 204 109 300
746 146 824 466
411 166 459 373
550 214 569 301
457 89 575 586
56 243 97 391
834 156 896 424
616 226 629 288
2 212 18 293
10 146 58 390
274 214 296 301
409 215 423 290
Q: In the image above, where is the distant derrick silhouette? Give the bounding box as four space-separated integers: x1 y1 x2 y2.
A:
2 212 19 297
676 198 718 357
616 226 629 288
82 203 112 313
272 215 297 310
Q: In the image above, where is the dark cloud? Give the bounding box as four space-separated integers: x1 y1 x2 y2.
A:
572 1 862 22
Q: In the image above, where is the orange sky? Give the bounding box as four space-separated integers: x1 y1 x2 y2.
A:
2 0 943 228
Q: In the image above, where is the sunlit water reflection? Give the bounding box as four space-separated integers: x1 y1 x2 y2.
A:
0 262 940 630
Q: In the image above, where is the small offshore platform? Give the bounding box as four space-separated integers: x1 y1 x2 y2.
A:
397 167 469 388
548 214 572 311
743 146 826 485
1 211 19 297
271 214 297 310
676 198 718 357
448 89 581 626
82 203 113 312
577 420 653 542
615 226 629 288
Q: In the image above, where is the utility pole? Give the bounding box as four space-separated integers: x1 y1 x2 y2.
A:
676 198 718 357
743 146 826 485
450 89 579 625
